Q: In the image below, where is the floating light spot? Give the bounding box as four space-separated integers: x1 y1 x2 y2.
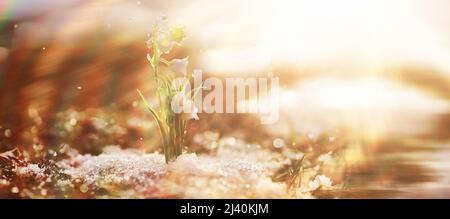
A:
273 138 285 148
14 24 18 29
132 101 138 107
42 47 46 51
11 186 19 193
77 86 82 90
80 184 89 193
4 129 12 138
69 118 77 126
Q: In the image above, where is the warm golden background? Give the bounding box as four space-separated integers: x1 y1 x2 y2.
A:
1 0 449 198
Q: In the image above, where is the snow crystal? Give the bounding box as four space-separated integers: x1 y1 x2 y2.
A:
59 147 166 189
16 164 45 178
302 174 333 192
316 175 333 187
216 137 284 172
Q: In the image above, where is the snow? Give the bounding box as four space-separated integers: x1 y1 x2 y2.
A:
58 146 166 190
52 143 292 198
4 137 335 198
16 164 45 178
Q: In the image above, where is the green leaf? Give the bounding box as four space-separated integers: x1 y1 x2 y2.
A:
136 89 168 138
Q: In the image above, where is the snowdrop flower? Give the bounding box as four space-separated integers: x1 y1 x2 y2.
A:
168 57 189 76
146 31 174 54
157 26 186 53
147 25 185 54
170 26 186 43
139 19 194 163
171 93 199 120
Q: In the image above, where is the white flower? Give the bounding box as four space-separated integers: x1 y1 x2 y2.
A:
168 57 188 76
158 26 186 53
170 26 186 43
185 102 199 120
147 31 175 54
171 93 199 120
146 18 185 55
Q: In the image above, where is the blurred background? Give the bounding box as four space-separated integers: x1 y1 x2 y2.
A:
0 0 450 198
